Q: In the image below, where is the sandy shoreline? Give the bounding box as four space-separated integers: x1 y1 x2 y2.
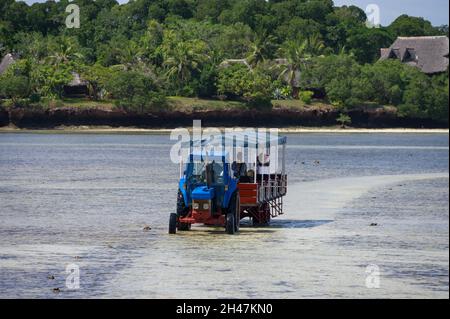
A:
0 125 448 134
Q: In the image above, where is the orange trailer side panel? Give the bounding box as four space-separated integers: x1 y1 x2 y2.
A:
238 183 258 205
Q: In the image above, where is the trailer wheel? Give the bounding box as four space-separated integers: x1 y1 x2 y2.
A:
252 203 271 226
253 215 271 226
178 222 191 231
169 213 177 234
226 213 235 234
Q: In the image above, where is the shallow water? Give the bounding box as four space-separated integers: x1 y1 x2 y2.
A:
0 132 448 298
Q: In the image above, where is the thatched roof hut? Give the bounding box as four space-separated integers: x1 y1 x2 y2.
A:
380 36 449 74
63 72 89 97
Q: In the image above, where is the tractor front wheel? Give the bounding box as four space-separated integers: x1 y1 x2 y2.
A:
169 213 177 234
226 213 235 235
177 190 188 217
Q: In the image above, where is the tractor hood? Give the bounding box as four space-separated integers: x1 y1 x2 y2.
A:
191 186 215 200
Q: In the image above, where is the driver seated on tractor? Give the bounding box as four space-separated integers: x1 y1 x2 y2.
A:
204 160 224 184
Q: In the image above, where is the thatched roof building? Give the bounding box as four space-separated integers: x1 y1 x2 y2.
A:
63 72 89 97
380 36 449 74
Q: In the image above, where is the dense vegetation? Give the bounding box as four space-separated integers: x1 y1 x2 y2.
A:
0 0 448 123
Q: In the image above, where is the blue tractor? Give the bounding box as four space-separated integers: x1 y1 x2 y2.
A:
169 133 287 235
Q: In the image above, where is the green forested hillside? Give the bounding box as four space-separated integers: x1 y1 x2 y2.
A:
0 0 448 123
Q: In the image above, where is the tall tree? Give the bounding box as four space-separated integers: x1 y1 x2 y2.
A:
163 40 208 86
389 15 439 37
246 32 277 67
277 36 325 97
48 37 84 65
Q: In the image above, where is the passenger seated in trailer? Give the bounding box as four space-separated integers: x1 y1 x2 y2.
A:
257 153 270 177
232 152 250 182
246 169 255 182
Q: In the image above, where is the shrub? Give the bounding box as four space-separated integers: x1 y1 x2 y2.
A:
359 60 416 105
79 64 113 101
326 78 354 109
217 64 273 109
302 54 362 108
272 81 291 100
0 74 30 106
336 113 352 128
425 72 449 122
107 71 167 112
197 64 218 98
397 72 440 119
47 99 64 109
29 93 41 103
299 90 314 104
30 63 72 99
14 98 32 108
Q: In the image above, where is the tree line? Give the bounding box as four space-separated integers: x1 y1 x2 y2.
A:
0 0 448 122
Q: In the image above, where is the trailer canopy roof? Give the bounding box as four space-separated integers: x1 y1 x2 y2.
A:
182 131 287 148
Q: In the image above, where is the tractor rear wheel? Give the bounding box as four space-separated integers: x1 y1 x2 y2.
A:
226 213 235 234
226 192 240 234
169 213 177 234
234 194 240 232
177 190 188 217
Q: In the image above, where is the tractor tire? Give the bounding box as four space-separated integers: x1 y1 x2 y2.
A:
226 213 235 235
178 222 191 231
227 192 240 233
252 203 271 226
169 213 177 234
177 190 188 217
234 194 240 232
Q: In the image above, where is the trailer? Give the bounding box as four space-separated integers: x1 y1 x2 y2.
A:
169 131 287 234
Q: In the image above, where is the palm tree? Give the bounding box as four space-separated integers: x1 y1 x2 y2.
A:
246 33 277 67
276 36 325 98
305 34 326 56
118 41 144 71
163 41 208 85
276 40 309 98
48 37 83 65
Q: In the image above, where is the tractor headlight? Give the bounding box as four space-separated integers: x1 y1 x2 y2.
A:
203 203 210 210
193 202 199 210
